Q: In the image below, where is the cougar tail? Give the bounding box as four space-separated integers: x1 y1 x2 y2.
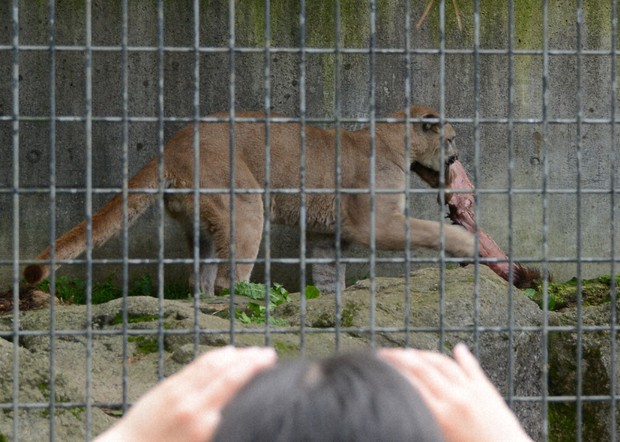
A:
23 158 161 285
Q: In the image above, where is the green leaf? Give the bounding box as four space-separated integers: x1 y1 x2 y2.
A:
524 288 536 299
304 285 320 299
247 302 265 316
269 284 290 306
237 311 252 324
234 281 267 300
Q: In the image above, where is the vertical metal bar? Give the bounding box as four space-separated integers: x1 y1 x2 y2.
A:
48 0 60 439
84 0 94 436
575 3 584 440
609 0 619 438
333 0 343 350
227 0 237 344
262 0 272 344
541 0 551 437
156 0 166 381
506 0 516 410
120 0 130 415
437 0 447 351
192 0 201 353
47 0 58 436
10 0 19 438
402 0 413 347
298 0 308 350
368 0 377 347
471 0 482 359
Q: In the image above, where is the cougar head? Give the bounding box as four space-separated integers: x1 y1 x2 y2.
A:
409 105 458 188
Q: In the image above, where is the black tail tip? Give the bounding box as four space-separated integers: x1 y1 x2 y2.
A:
23 265 45 285
514 264 551 289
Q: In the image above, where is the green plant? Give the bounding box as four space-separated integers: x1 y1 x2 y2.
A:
39 275 86 304
111 313 160 325
525 275 620 311
92 274 122 304
38 272 192 303
341 301 361 327
219 282 320 325
39 273 120 304
130 273 154 297
128 336 159 356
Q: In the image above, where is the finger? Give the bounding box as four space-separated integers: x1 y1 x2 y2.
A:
380 349 457 401
452 343 489 382
163 346 276 413
406 349 471 386
178 346 276 387
198 410 223 442
193 347 277 409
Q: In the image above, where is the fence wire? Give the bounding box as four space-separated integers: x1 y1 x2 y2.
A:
1 1 619 441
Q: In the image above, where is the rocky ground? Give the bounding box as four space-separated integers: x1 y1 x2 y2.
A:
1 266 618 441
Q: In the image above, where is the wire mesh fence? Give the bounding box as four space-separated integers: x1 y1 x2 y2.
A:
0 0 618 440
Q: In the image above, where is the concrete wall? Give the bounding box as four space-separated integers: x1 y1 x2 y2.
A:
1 0 618 289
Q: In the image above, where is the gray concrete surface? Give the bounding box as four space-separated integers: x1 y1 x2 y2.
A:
1 1 618 289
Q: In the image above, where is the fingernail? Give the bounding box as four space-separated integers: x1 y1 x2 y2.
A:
454 342 470 354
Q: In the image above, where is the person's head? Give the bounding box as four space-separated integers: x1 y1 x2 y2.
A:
212 351 443 442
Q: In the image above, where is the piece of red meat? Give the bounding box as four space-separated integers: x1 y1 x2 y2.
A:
444 161 542 289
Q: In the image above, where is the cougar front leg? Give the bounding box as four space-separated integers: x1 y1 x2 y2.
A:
401 217 475 257
347 210 475 257
212 195 265 293
310 235 348 293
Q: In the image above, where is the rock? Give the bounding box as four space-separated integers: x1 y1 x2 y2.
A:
276 266 545 439
3 266 614 441
548 301 620 440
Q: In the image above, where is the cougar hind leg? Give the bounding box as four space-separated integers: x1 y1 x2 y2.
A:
167 193 218 296
187 233 218 296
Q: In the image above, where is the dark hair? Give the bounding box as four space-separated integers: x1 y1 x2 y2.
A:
212 351 444 442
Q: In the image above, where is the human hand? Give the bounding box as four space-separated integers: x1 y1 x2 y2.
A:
95 346 277 442
380 343 532 442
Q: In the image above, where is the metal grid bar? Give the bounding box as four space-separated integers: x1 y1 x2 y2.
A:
227 0 237 345
262 0 272 344
506 0 516 410
10 0 20 439
4 44 620 56
83 0 95 435
2 1 619 441
575 3 585 439
610 1 619 439
333 0 343 349
191 0 202 355
119 0 130 419
46 0 58 436
541 0 551 438
471 0 482 359
403 0 413 347
6 115 620 125
437 0 447 352
368 0 377 347
155 0 167 382
297 0 308 350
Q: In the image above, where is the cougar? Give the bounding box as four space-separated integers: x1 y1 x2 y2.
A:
24 104 474 295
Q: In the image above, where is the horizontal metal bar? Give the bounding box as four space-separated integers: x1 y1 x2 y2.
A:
5 392 620 413
3 187 620 197
11 255 620 267
2 324 619 343
2 114 620 126
0 44 617 57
